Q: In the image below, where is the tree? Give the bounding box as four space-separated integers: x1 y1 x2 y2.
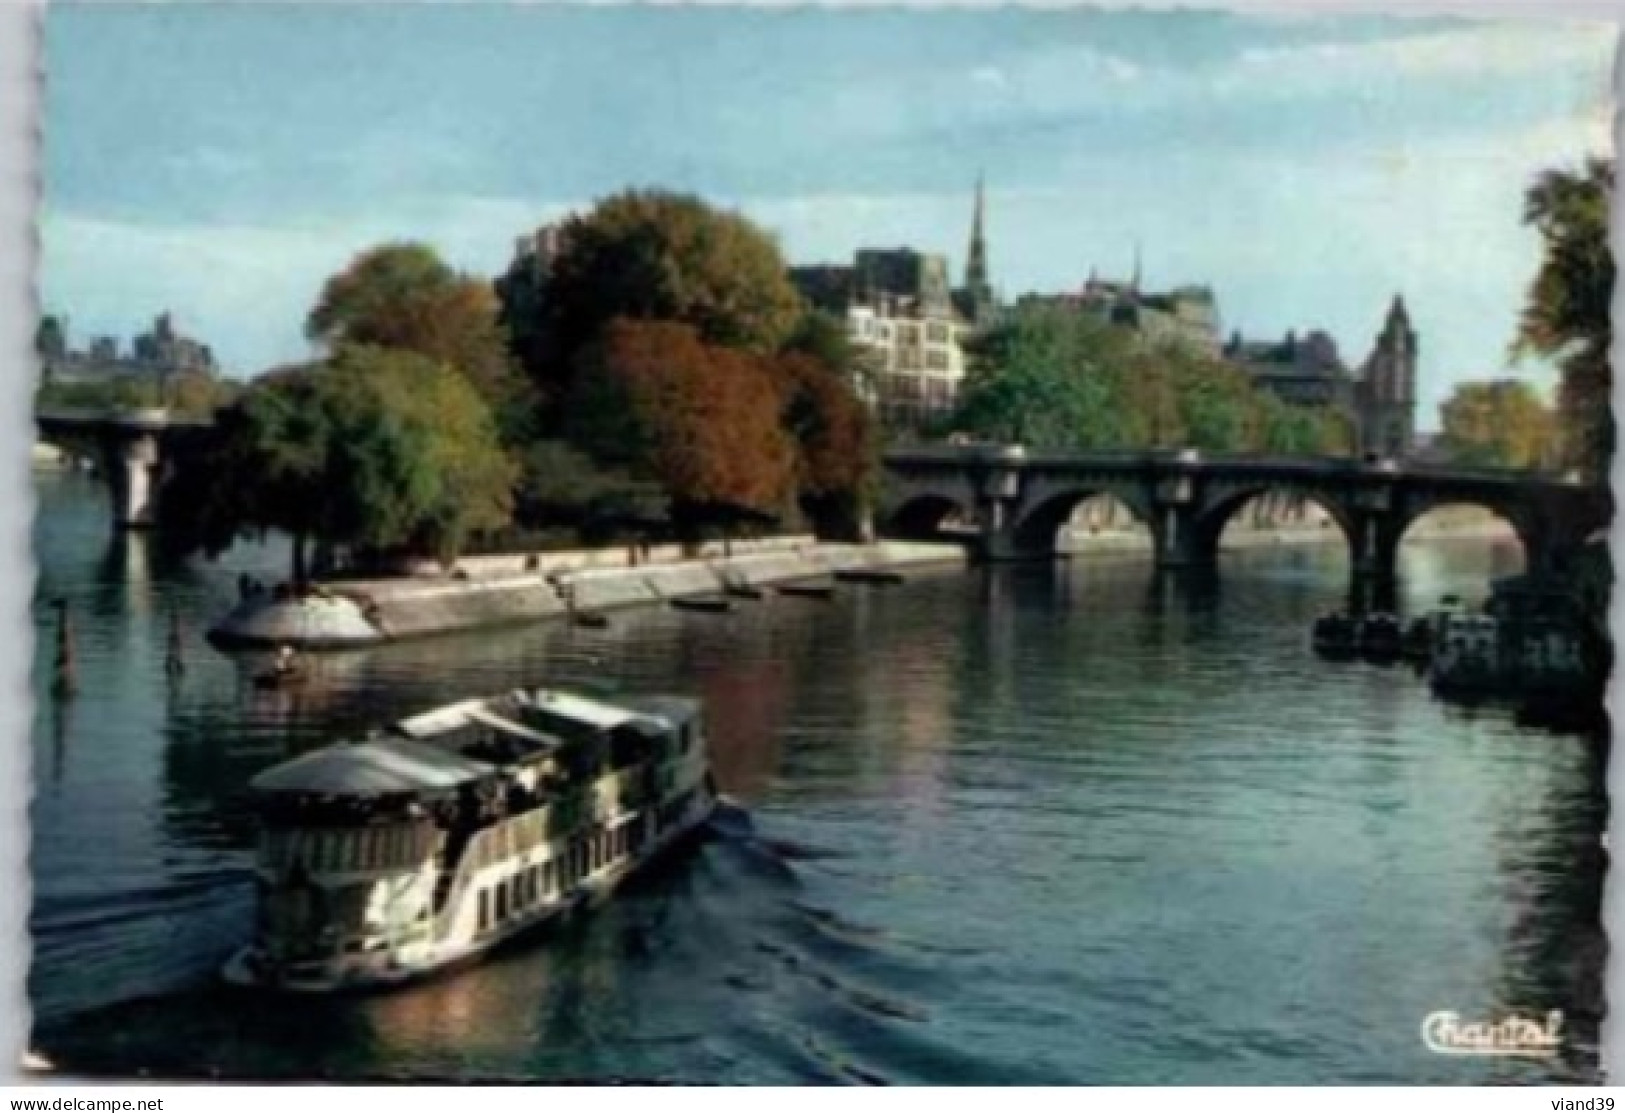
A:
953 307 1134 449
1513 158 1614 478
784 309 882 402
308 242 531 434
157 346 516 578
774 350 878 536
500 191 805 411
565 320 795 538
953 303 1353 456
1439 379 1556 469
513 440 667 540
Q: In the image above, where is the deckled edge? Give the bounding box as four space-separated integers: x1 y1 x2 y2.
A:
0 0 41 1087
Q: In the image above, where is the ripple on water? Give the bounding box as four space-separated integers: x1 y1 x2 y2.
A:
25 478 1606 1083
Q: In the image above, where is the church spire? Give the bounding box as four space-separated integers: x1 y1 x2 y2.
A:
965 173 989 297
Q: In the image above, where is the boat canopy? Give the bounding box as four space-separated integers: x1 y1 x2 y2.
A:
246 687 699 802
249 737 496 797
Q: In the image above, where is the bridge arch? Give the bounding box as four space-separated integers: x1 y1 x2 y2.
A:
1393 496 1534 571
885 492 974 541
1191 484 1359 567
1010 486 1157 557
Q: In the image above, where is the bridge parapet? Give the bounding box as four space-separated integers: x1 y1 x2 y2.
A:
879 443 1609 580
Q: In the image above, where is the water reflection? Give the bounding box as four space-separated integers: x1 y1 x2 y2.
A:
26 475 1607 1084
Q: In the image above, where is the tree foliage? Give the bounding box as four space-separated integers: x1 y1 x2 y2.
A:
955 308 1133 449
564 320 795 535
1513 158 1614 478
308 242 531 433
499 191 805 411
1439 379 1556 469
36 372 240 420
952 306 1350 455
158 346 516 577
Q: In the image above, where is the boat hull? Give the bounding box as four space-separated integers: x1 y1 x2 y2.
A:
222 792 716 995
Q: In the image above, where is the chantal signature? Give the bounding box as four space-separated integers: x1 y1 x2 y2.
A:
1421 1009 1564 1057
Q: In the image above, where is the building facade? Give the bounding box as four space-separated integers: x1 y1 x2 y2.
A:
38 312 220 388
787 181 1002 433
1225 296 1418 457
1223 328 1354 410
1017 274 1222 356
792 250 972 431
1353 296 1418 458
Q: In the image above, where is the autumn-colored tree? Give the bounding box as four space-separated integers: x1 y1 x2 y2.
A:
1439 379 1556 469
565 320 795 537
1513 158 1614 478
308 242 531 435
499 192 805 414
774 350 877 536
157 346 516 578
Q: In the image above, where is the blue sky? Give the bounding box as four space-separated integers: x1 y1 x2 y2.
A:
40 4 1616 430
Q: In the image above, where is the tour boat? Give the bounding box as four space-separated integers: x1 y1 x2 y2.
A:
222 686 717 993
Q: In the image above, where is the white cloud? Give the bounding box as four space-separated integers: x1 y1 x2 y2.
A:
970 65 1008 89
1236 19 1616 85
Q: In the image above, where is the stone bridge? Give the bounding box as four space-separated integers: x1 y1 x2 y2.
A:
880 445 1611 581
35 408 216 529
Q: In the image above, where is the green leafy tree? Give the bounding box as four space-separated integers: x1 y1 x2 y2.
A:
157 347 516 578
1513 158 1614 478
309 242 532 437
1439 379 1556 469
500 191 805 414
954 303 1352 456
954 307 1135 449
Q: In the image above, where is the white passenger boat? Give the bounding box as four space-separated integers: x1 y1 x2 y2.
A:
222 687 717 993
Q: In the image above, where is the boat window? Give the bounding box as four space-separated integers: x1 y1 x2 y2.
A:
478 889 490 932
495 883 509 922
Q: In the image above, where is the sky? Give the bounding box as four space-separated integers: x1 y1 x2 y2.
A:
39 4 1618 431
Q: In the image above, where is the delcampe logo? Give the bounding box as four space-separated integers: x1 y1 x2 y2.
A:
1421 1009 1564 1058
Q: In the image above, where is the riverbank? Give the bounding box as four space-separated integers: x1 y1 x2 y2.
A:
207 537 967 649
207 512 1523 649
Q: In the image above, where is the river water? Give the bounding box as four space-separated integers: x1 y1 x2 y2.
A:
26 470 1608 1084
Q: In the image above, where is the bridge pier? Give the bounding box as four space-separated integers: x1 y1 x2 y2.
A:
106 433 161 530
36 408 209 533
1152 472 1204 571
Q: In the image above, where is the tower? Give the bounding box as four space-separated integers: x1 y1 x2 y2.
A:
1357 294 1418 457
962 175 995 325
